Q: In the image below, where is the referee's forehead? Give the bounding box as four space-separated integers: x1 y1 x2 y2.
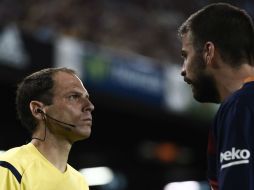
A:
53 71 87 95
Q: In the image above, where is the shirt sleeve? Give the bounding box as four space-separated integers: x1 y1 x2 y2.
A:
217 99 254 190
0 163 20 190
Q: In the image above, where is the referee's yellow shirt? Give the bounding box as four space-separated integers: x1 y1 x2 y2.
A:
0 143 89 190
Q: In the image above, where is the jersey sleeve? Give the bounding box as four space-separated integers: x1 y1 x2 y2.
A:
0 161 21 190
217 99 254 190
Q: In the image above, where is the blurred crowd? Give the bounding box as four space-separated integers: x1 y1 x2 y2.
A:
0 0 253 64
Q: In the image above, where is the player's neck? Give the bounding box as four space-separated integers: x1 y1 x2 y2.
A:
215 63 254 101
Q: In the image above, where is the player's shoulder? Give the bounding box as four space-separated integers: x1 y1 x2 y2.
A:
236 81 254 100
223 83 254 108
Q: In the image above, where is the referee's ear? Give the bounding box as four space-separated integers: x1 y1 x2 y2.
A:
30 100 45 120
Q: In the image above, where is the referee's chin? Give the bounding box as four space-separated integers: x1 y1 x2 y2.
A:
72 126 92 142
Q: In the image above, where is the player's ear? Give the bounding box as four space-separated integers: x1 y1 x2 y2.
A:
203 41 215 67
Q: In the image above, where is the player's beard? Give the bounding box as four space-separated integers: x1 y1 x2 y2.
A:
191 54 220 103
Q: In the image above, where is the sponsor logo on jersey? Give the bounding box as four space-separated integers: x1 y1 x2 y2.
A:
220 147 250 169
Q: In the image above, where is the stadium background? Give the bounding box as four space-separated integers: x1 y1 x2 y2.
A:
0 0 253 189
